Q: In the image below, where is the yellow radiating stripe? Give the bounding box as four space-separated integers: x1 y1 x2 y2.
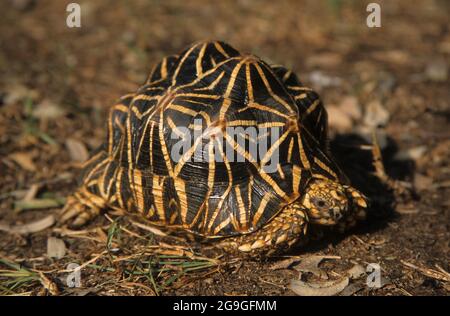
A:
247 175 254 222
115 167 124 209
167 117 186 139
132 169 145 213
149 121 155 171
252 194 271 226
106 167 119 198
219 98 231 121
298 133 311 169
260 129 290 167
314 157 338 179
108 109 114 154
253 62 295 114
168 104 198 116
235 186 247 230
169 210 178 225
176 93 221 99
112 104 129 112
287 137 294 163
292 165 301 196
213 217 231 235
86 180 98 187
258 171 287 200
98 160 112 199
223 132 255 164
126 108 133 169
119 93 135 101
80 151 103 169
132 94 161 102
225 120 285 130
196 43 207 76
172 43 200 86
244 102 289 119
177 98 214 108
214 42 229 58
159 106 174 177
245 63 254 102
287 85 312 91
135 111 154 163
229 212 240 231
277 164 285 180
146 63 158 83
174 178 188 224
114 116 125 133
257 122 286 128
84 157 109 183
282 70 292 82
210 55 217 67
207 141 216 188
144 86 165 92
219 58 247 120
226 120 257 127
196 71 225 91
161 57 168 79
174 57 241 92
294 93 308 100
173 131 204 177
305 99 321 115
152 175 166 221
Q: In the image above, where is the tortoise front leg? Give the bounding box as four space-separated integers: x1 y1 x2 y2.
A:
219 203 309 256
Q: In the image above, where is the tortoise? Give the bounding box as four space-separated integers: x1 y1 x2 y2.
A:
60 41 367 255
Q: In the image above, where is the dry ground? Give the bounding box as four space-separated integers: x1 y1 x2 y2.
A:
0 0 449 296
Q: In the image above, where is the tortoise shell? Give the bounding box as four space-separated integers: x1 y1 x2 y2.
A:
77 41 348 238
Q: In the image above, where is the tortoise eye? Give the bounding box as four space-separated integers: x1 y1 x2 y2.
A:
312 197 329 209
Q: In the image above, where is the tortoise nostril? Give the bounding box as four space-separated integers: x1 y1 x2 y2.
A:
332 207 343 220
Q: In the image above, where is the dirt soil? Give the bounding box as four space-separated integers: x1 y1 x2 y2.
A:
0 0 449 296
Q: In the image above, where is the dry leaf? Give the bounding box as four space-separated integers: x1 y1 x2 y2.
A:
32 99 65 120
65 138 89 163
363 100 390 127
339 282 364 296
394 146 427 161
347 264 366 280
8 152 36 171
270 257 302 270
47 237 66 259
23 184 41 201
0 215 55 234
130 220 168 237
425 60 448 82
290 277 349 296
14 198 64 212
294 255 341 279
413 173 433 192
338 96 362 121
327 105 353 133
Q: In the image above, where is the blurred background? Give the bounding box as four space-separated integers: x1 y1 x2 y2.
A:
0 0 448 296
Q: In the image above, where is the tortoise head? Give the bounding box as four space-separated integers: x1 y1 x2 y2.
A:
301 178 368 225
